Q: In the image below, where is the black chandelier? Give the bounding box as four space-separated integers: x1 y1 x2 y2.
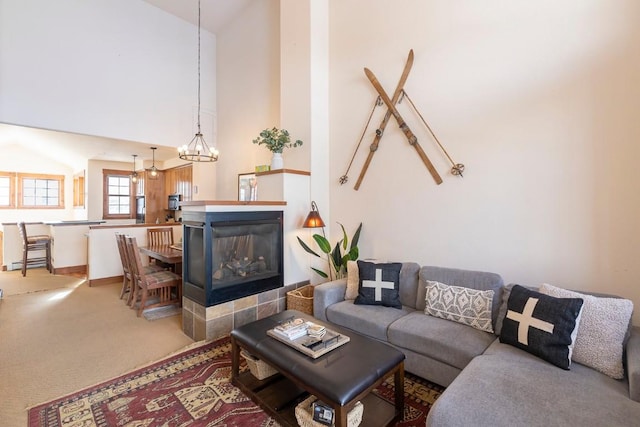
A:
177 0 219 162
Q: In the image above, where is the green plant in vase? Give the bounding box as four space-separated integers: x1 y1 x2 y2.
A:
297 222 362 281
252 127 303 169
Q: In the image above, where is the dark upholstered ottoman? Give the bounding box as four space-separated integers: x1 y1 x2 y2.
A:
231 309 405 427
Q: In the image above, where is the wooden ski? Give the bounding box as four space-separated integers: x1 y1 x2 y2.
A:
354 49 414 190
364 67 443 185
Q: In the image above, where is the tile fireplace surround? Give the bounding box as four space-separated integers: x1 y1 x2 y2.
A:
181 281 309 341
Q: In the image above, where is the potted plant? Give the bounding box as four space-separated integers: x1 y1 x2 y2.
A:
252 127 303 169
297 222 362 281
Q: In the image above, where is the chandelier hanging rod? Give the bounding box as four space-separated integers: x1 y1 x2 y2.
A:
177 0 219 162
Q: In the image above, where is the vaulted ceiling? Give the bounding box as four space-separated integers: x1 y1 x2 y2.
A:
1 0 255 169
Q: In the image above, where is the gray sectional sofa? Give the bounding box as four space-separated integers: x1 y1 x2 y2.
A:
312 263 640 426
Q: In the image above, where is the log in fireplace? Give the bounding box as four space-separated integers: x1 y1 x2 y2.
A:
181 210 284 306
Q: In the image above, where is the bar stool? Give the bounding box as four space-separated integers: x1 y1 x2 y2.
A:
17 222 52 277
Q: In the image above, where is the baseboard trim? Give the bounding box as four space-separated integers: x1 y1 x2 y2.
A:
89 275 122 287
54 265 87 275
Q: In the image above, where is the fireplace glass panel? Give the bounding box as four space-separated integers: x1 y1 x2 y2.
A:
184 224 205 290
211 222 279 287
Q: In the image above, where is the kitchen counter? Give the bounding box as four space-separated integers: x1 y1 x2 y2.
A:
1 220 106 227
45 220 106 226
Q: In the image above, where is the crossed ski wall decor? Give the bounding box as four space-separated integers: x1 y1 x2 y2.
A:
340 49 464 190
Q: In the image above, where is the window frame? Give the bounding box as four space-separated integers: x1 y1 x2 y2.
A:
0 171 16 209
17 173 64 209
73 170 85 208
102 169 135 220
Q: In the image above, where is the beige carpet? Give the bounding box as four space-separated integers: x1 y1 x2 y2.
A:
0 269 194 426
0 269 85 296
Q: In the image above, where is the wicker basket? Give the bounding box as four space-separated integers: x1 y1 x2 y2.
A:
240 350 278 380
295 395 363 427
286 284 314 315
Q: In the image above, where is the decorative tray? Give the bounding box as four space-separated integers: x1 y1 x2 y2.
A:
267 327 350 359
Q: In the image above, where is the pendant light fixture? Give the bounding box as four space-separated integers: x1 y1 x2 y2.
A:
177 0 219 162
147 147 159 180
131 154 138 183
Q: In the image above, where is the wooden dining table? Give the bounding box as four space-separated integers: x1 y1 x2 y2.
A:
139 245 183 274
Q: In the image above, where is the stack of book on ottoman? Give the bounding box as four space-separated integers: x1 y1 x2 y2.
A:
272 317 309 340
267 317 349 358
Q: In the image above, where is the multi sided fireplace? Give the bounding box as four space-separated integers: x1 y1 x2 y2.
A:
181 210 283 307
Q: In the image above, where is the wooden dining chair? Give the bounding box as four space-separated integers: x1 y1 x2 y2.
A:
147 227 174 246
17 222 52 277
115 233 163 305
146 227 176 270
124 235 181 317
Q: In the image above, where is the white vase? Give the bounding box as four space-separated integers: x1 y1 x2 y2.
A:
271 152 284 170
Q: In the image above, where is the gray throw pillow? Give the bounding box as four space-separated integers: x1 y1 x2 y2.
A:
494 284 514 336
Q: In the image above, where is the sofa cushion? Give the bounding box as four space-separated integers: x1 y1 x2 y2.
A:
539 283 633 379
398 262 421 308
424 280 495 333
387 311 497 370
326 300 413 341
354 261 402 308
494 283 514 336
416 266 504 328
427 340 640 427
500 285 584 370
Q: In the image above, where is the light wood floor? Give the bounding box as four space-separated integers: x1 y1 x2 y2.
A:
0 268 195 425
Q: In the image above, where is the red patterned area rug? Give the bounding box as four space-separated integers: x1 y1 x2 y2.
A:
28 336 443 427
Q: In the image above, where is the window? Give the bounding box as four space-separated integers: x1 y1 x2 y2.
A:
103 169 133 219
73 171 85 208
18 173 64 209
0 172 16 208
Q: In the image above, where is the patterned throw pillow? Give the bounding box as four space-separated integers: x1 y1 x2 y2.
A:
500 285 584 370
353 261 402 309
424 281 495 333
539 283 633 379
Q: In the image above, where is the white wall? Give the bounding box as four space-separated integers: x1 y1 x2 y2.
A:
0 144 79 223
327 0 640 323
279 0 312 173
215 0 280 200
0 0 216 150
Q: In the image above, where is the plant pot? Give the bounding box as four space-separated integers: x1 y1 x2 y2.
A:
271 152 284 170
